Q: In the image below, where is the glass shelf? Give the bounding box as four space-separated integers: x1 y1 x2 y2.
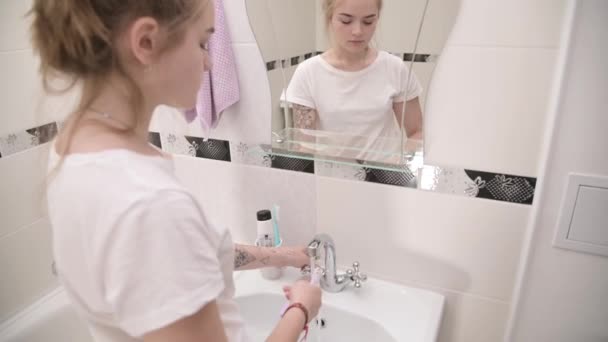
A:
249 128 424 174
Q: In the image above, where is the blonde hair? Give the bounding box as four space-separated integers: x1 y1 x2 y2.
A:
29 0 208 156
322 0 383 28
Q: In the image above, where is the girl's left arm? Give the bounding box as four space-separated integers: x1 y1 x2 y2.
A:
233 243 309 271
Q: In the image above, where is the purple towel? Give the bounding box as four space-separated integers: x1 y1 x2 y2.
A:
184 0 240 135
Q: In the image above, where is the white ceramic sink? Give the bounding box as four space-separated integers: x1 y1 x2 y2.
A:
0 268 443 342
234 268 445 342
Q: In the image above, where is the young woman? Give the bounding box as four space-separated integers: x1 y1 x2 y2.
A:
32 1 321 341
286 0 424 162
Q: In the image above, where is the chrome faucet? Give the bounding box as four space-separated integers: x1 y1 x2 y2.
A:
307 233 367 292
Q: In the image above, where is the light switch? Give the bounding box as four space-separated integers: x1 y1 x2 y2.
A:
554 174 608 257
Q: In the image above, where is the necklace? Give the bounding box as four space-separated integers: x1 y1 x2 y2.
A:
88 107 129 128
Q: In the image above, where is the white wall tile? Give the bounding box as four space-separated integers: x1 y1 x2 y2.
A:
173 156 317 246
0 50 78 137
424 46 559 176
360 270 510 342
223 0 257 44
448 0 568 48
510 2 608 340
375 0 427 53
316 176 530 301
0 0 32 52
0 218 57 322
0 145 50 239
436 290 509 342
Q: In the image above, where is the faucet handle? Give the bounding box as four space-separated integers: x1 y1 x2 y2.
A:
346 261 367 288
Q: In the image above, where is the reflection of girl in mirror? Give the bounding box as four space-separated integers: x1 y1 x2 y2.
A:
286 0 423 151
32 0 320 341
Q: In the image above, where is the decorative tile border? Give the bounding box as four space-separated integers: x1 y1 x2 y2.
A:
419 165 537 204
0 122 538 205
265 51 436 71
0 122 58 158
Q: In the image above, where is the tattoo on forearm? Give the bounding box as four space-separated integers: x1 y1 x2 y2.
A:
293 104 317 129
260 257 271 265
234 248 256 269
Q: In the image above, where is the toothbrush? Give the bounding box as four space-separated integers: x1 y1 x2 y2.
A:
272 204 281 246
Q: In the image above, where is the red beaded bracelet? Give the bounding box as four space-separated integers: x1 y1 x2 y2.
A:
282 302 309 330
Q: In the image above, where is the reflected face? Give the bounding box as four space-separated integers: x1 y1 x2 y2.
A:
330 0 379 54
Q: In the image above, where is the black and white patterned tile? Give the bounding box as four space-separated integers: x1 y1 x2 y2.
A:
419 165 537 204
265 50 436 71
0 122 58 157
463 170 536 204
419 165 479 197
1 121 537 205
270 155 315 174
148 132 162 149
315 161 366 181
160 133 196 157
184 137 231 162
228 141 270 167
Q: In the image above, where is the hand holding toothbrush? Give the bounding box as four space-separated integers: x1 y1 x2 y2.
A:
282 279 322 323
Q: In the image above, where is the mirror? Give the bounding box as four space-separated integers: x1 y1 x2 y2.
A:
246 0 459 186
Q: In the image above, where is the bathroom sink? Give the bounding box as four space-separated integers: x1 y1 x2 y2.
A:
234 268 445 342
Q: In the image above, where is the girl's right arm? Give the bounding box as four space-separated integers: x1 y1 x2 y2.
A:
268 280 323 341
293 104 318 130
143 281 322 342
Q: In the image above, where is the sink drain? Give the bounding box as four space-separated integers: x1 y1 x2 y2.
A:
315 318 327 329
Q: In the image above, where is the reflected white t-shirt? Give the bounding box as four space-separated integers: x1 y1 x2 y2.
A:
46 146 248 341
285 50 423 161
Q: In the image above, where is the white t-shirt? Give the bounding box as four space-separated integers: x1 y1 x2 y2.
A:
285 50 423 161
46 146 248 341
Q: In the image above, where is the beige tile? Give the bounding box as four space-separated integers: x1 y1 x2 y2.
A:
245 0 281 62
173 156 317 246
449 0 568 48
316 176 530 301
375 0 427 53
268 69 287 133
0 145 50 238
0 0 32 52
0 218 58 322
416 0 461 54
424 45 558 176
266 0 316 59
411 62 436 109
315 0 328 52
